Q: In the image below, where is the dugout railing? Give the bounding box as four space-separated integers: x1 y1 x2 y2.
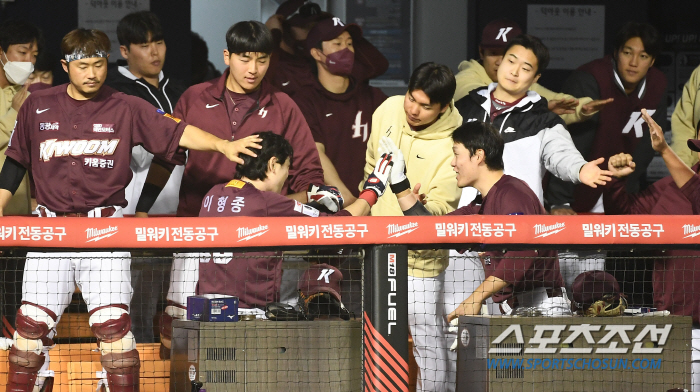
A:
0 214 698 392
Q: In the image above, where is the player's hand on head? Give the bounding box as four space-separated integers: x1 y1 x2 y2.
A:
363 152 393 198
581 97 614 116
641 108 668 153
579 157 613 188
307 184 344 212
379 137 406 185
607 153 636 178
225 135 262 164
547 98 578 115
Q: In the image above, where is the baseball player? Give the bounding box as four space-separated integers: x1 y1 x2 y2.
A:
382 122 568 390
264 1 388 99
384 121 568 391
605 109 700 391
194 131 389 316
107 11 187 215
545 22 667 214
453 19 611 128
294 16 388 204
362 62 462 392
133 21 337 359
0 28 261 392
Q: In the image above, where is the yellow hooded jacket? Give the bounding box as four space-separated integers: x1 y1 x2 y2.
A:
361 95 462 277
0 84 31 215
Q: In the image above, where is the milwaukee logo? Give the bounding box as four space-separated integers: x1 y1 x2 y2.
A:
237 225 269 242
533 222 565 238
683 224 700 238
387 222 419 238
39 139 120 161
92 123 115 133
86 226 118 242
39 122 59 131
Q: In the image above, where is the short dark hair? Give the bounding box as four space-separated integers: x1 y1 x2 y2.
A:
226 21 274 55
451 121 504 171
234 132 294 181
614 22 661 58
34 51 54 72
117 11 164 46
0 19 43 53
407 62 456 108
504 34 549 74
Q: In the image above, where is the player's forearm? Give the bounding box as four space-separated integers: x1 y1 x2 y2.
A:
660 147 696 189
471 276 509 305
343 198 371 216
317 146 357 203
396 188 420 211
286 191 307 203
179 125 228 154
0 189 12 216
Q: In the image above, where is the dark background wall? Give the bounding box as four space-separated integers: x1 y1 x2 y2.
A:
2 0 700 93
0 0 191 85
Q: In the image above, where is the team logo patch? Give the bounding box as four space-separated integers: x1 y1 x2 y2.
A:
40 139 120 161
39 122 59 131
93 124 115 133
86 226 118 242
225 180 246 189
157 108 182 123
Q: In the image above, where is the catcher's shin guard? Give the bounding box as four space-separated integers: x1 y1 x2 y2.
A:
101 349 140 392
159 302 186 359
7 345 45 392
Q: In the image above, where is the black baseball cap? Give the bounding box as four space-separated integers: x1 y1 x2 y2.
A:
277 0 332 28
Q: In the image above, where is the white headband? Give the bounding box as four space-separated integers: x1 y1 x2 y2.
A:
64 49 108 63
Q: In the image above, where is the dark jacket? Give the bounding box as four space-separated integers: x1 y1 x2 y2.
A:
105 63 187 114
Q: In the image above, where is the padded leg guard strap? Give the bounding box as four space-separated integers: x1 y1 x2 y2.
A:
159 302 186 359
101 349 140 392
7 346 45 392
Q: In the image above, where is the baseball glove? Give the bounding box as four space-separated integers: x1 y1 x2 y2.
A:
298 290 352 321
584 295 628 317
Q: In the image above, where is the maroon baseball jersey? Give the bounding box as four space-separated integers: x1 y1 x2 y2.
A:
294 79 387 197
451 175 564 303
196 179 347 308
605 165 700 325
171 71 324 217
571 56 667 211
6 84 187 213
682 174 700 215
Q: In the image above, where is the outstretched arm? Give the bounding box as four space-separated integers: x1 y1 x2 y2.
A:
179 126 261 164
447 276 509 322
641 108 695 189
